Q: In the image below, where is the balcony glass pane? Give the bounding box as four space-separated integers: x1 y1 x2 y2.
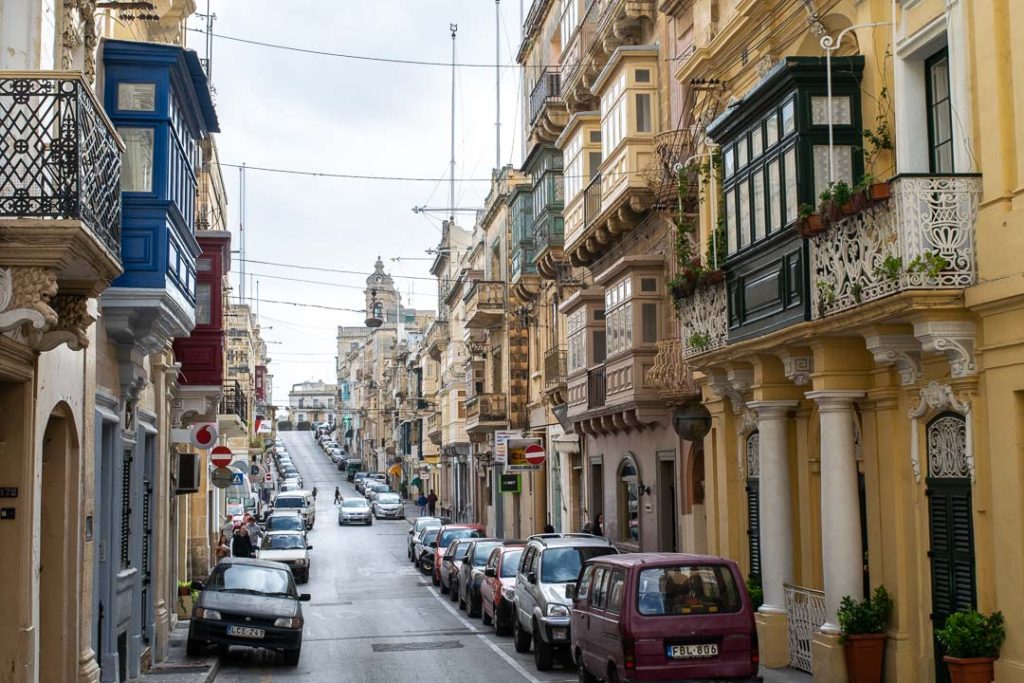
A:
768 159 781 233
117 82 156 111
812 144 853 197
811 96 852 126
765 111 779 148
781 99 796 135
195 282 212 325
738 179 751 248
726 188 737 254
784 148 797 226
635 93 652 133
119 127 154 193
753 169 766 241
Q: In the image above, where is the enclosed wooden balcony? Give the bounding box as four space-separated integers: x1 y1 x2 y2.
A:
464 393 508 434
426 411 442 446
425 318 449 361
462 280 505 329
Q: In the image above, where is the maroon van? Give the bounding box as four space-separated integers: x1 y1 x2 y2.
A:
570 553 760 682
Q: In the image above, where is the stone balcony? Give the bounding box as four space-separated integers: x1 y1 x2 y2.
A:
680 280 728 359
646 338 699 403
462 280 505 329
425 318 449 361
426 411 442 446
810 175 982 320
465 393 508 434
528 68 568 144
0 72 124 351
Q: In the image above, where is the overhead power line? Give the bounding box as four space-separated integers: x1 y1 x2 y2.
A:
236 257 442 283
217 162 492 183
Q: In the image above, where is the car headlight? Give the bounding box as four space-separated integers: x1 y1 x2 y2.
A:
274 616 303 629
546 603 570 618
195 608 222 620
501 586 516 601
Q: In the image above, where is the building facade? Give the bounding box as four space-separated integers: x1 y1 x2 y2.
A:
288 380 337 426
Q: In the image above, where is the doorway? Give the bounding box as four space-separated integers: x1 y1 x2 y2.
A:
588 460 603 529
40 406 77 682
657 456 677 552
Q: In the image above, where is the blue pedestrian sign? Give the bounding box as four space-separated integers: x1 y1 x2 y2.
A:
231 472 244 486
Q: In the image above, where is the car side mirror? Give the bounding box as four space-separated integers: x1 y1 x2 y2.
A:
306 545 313 550
527 571 537 585
429 541 437 548
299 593 311 602
408 529 414 534
484 567 496 578
191 580 205 592
565 584 576 599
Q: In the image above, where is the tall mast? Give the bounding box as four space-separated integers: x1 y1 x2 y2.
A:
495 0 501 170
449 23 458 225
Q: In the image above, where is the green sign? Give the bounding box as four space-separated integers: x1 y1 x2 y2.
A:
499 473 521 494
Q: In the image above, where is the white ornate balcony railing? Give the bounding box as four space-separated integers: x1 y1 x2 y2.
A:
681 281 728 358
784 583 825 674
810 174 982 319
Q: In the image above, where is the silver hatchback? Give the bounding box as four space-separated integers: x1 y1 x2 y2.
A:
338 497 372 526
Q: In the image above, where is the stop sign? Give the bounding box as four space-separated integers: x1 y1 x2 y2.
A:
210 445 233 468
524 443 546 466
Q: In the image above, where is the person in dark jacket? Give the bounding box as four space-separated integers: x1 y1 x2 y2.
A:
232 526 254 558
593 513 604 538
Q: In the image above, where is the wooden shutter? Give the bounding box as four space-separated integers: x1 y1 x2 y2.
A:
746 479 761 581
927 479 976 621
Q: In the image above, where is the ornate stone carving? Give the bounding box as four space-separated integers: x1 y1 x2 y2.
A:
61 0 98 84
707 369 749 414
735 408 758 480
926 414 970 479
913 320 977 377
0 267 59 336
37 294 95 351
779 351 814 386
863 334 923 386
681 281 728 358
746 432 760 479
908 381 973 483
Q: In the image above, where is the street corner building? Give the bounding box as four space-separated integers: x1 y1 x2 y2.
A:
0 1 267 681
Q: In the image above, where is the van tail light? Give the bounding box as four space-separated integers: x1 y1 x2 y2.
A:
623 638 636 671
750 628 760 671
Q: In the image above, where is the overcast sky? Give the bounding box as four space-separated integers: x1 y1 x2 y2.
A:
190 1 527 407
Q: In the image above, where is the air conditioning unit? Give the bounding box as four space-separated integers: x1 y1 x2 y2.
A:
175 452 201 494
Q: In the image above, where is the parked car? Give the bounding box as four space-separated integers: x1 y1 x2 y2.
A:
513 534 618 670
187 557 310 665
441 539 471 597
480 544 525 635
337 497 372 526
264 511 306 535
571 554 758 683
372 492 404 520
273 491 315 529
344 459 363 480
408 517 443 562
353 472 370 493
431 525 485 586
327 447 343 463
417 528 442 575
257 531 313 583
364 482 391 502
279 481 300 493
457 538 507 616
367 473 387 484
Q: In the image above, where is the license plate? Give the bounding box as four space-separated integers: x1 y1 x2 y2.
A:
227 625 265 639
551 628 568 641
667 643 718 659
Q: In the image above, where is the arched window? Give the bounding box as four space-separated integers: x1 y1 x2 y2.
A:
618 456 639 544
372 302 383 320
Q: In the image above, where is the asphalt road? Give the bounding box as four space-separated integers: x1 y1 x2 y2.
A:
213 431 578 683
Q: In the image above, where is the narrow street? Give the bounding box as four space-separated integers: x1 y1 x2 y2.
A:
214 432 576 682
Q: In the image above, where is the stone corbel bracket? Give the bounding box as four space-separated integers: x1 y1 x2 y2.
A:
778 350 814 386
907 381 974 483
864 334 923 386
0 266 59 339
913 320 977 377
707 368 750 415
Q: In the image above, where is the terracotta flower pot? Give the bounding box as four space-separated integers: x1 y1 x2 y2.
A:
843 633 886 683
840 200 858 216
704 269 726 285
796 213 825 238
944 655 997 683
867 182 891 203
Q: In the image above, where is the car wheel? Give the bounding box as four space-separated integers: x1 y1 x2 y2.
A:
468 591 481 618
577 654 598 683
449 580 458 602
495 609 512 636
283 648 301 666
512 608 531 653
481 605 492 626
185 633 203 657
533 621 555 671
439 575 448 593
367 518 373 526
606 665 621 683
457 587 465 610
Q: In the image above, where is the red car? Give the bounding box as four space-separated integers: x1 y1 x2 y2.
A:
431 524 485 586
480 544 524 635
571 553 759 682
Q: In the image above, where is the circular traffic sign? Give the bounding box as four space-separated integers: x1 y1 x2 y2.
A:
191 423 219 450
210 445 233 468
524 443 546 466
210 467 234 489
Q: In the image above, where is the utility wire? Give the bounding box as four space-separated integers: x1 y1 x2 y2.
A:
236 257 444 283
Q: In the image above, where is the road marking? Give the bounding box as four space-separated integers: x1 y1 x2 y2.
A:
427 586 544 683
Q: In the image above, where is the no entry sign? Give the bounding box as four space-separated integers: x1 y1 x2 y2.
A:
210 445 233 468
506 438 543 472
524 443 546 466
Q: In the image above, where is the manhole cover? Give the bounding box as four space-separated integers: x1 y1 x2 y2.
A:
371 640 463 653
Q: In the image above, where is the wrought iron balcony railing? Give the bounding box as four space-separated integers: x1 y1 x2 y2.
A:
220 380 248 423
681 280 728 359
810 175 982 319
0 73 123 257
583 173 602 231
530 68 562 124
587 364 606 409
544 348 567 389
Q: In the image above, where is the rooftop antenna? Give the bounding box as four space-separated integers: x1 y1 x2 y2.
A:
449 23 458 225
495 0 501 170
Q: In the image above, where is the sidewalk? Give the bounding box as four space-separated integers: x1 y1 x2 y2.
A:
761 666 812 682
139 620 219 683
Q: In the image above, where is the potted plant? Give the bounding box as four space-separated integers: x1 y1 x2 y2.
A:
936 610 1005 683
838 586 893 683
796 203 824 238
831 181 856 216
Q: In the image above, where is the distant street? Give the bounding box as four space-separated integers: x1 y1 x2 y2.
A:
214 431 577 683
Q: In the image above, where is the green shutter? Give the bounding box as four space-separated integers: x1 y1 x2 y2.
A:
746 478 761 581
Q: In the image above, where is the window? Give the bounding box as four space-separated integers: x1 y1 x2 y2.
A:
195 282 212 325
117 82 156 111
591 567 608 608
577 565 596 602
605 278 633 357
635 69 651 83
606 571 625 614
926 48 953 173
619 458 639 544
636 565 742 615
567 308 587 372
635 93 652 133
641 303 658 344
118 127 154 192
196 257 213 272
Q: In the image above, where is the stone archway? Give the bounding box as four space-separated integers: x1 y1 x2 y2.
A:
39 403 79 682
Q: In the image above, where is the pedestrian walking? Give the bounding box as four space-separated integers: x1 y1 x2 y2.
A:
417 493 428 516
231 526 254 559
312 486 318 501
245 516 261 549
593 512 604 538
426 490 438 516
215 533 230 561
334 487 342 505
220 514 234 540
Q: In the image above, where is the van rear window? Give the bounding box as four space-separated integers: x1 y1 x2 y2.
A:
275 498 303 508
637 565 741 616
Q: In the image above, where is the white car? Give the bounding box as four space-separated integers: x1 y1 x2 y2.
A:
338 498 372 526
257 531 312 583
372 492 405 520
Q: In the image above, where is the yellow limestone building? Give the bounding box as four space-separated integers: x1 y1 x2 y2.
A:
667 0 1024 680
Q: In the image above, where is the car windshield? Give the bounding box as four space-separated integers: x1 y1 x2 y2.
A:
415 519 441 532
207 564 293 596
541 547 617 584
377 493 400 504
421 529 440 544
263 534 305 550
472 542 502 566
447 543 469 560
637 565 742 615
342 499 367 509
501 549 523 578
439 528 483 547
275 497 303 508
267 516 303 531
